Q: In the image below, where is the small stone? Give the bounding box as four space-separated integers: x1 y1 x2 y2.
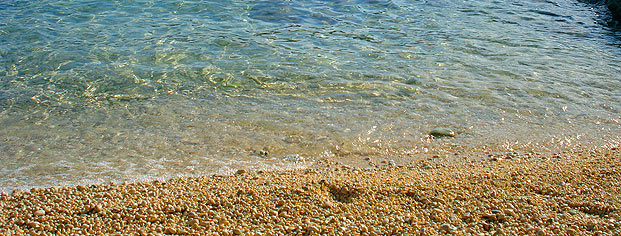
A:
307 224 320 233
439 223 456 232
482 213 497 221
235 169 246 175
26 221 39 228
34 209 45 216
429 127 456 137
360 224 368 232
93 204 104 213
258 149 269 157
190 219 200 229
503 209 515 216
12 189 24 197
536 229 546 236
165 227 177 234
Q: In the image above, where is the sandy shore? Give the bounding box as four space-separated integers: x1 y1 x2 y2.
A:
1 144 619 235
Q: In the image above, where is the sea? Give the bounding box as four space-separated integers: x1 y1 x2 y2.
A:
1 0 619 192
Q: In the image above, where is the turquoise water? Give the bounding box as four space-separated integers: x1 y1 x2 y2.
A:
1 0 620 192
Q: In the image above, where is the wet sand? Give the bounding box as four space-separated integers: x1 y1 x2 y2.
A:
0 144 619 235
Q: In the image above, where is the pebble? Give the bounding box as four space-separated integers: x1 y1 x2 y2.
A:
439 223 456 232
34 209 45 216
360 224 368 232
93 204 104 213
165 227 177 234
482 213 497 221
429 127 456 137
503 208 515 216
12 189 24 196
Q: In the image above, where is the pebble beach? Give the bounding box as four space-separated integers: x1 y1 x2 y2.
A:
1 0 620 235
1 143 619 235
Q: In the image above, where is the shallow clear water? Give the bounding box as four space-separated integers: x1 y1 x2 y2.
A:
1 0 620 192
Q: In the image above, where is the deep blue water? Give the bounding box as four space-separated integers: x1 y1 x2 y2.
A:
0 0 620 191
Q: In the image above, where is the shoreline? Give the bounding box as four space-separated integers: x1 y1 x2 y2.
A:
1 144 619 235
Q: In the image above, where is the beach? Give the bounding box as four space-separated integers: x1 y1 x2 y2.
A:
1 0 620 235
2 0 620 200
1 143 619 235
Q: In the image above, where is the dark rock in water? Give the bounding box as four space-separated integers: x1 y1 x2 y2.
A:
249 2 302 24
249 1 336 25
609 0 621 21
429 127 456 138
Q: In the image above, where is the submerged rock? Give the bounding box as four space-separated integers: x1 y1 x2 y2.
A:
249 1 336 25
429 127 456 137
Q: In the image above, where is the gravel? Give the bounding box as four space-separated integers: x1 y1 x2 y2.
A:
0 145 619 235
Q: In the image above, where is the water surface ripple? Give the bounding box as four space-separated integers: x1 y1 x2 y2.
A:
0 0 619 191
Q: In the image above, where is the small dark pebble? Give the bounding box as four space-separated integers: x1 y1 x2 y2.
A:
429 127 456 137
